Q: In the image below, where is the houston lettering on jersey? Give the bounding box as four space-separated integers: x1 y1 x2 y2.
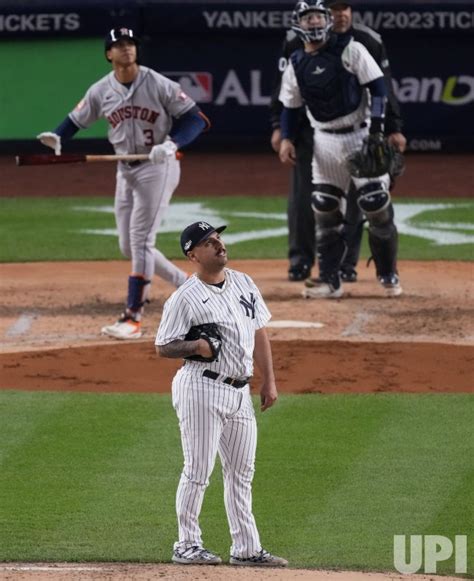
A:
107 106 160 128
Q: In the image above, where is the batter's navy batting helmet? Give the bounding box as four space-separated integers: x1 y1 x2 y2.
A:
180 222 227 256
104 27 140 61
291 0 333 43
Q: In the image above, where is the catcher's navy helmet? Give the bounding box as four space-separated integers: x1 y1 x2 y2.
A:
104 27 140 61
291 0 333 43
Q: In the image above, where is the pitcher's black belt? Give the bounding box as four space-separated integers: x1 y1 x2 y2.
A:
203 369 249 389
321 122 367 134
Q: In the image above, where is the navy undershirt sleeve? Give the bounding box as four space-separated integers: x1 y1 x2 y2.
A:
365 77 387 133
54 116 80 140
280 107 301 141
170 106 209 148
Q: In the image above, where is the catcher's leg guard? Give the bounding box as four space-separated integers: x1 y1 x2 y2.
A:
341 184 365 280
356 182 399 277
356 182 391 220
311 184 347 278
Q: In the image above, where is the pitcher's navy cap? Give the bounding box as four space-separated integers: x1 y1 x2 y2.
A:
180 222 227 255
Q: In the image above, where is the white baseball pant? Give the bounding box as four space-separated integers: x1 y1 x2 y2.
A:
172 369 261 558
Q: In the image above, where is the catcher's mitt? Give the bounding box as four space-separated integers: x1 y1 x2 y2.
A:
347 132 402 179
184 323 222 362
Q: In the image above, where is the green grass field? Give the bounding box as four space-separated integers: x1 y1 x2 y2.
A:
0 196 472 262
0 391 472 576
1 194 472 575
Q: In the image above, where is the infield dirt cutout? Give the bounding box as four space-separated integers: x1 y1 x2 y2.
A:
0 259 472 394
0 259 472 581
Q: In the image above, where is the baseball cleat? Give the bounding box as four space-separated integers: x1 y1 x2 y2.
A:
101 314 142 340
378 273 403 297
288 262 311 282
302 274 343 299
230 549 288 567
172 545 222 565
340 267 358 283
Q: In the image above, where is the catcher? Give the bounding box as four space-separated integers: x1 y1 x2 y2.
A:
155 221 287 567
279 0 403 298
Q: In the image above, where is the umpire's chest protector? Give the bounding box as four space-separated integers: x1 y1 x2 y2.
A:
291 35 362 122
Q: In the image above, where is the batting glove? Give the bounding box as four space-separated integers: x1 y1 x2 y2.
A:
149 141 177 164
37 132 62 156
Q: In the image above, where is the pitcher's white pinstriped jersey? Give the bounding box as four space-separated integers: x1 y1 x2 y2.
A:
70 66 194 155
279 39 383 132
156 268 271 378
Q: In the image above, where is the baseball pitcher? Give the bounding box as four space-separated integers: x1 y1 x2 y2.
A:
155 221 288 567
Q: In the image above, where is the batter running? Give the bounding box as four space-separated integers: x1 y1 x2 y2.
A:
155 221 288 567
37 27 209 339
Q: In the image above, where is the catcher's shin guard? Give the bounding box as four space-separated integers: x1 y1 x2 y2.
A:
367 220 399 277
311 185 347 278
316 233 347 278
356 182 391 220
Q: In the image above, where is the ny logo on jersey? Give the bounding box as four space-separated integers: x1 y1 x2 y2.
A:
239 293 256 319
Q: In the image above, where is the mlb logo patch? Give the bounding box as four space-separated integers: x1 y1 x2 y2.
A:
165 72 213 103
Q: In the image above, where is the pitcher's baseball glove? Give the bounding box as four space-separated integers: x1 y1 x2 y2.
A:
184 323 222 362
347 132 400 178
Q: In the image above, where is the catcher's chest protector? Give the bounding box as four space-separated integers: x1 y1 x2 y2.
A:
292 36 362 122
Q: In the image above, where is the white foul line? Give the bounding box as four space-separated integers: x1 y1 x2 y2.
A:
5 314 36 337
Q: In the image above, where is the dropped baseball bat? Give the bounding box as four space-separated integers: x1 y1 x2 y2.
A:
15 152 183 166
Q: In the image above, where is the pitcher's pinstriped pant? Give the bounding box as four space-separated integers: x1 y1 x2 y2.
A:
172 369 261 558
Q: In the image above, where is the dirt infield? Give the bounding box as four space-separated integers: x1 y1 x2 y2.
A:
0 259 472 394
0 563 468 581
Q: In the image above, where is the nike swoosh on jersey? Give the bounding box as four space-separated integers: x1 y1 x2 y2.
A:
202 298 210 303
312 66 326 75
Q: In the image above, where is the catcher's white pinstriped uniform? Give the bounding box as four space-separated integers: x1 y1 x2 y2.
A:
280 38 390 196
155 268 271 558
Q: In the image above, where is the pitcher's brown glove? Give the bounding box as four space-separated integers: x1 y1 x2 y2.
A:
184 323 222 362
347 132 402 178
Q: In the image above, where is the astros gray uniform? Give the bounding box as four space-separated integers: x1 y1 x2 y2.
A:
155 268 271 558
70 66 196 288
